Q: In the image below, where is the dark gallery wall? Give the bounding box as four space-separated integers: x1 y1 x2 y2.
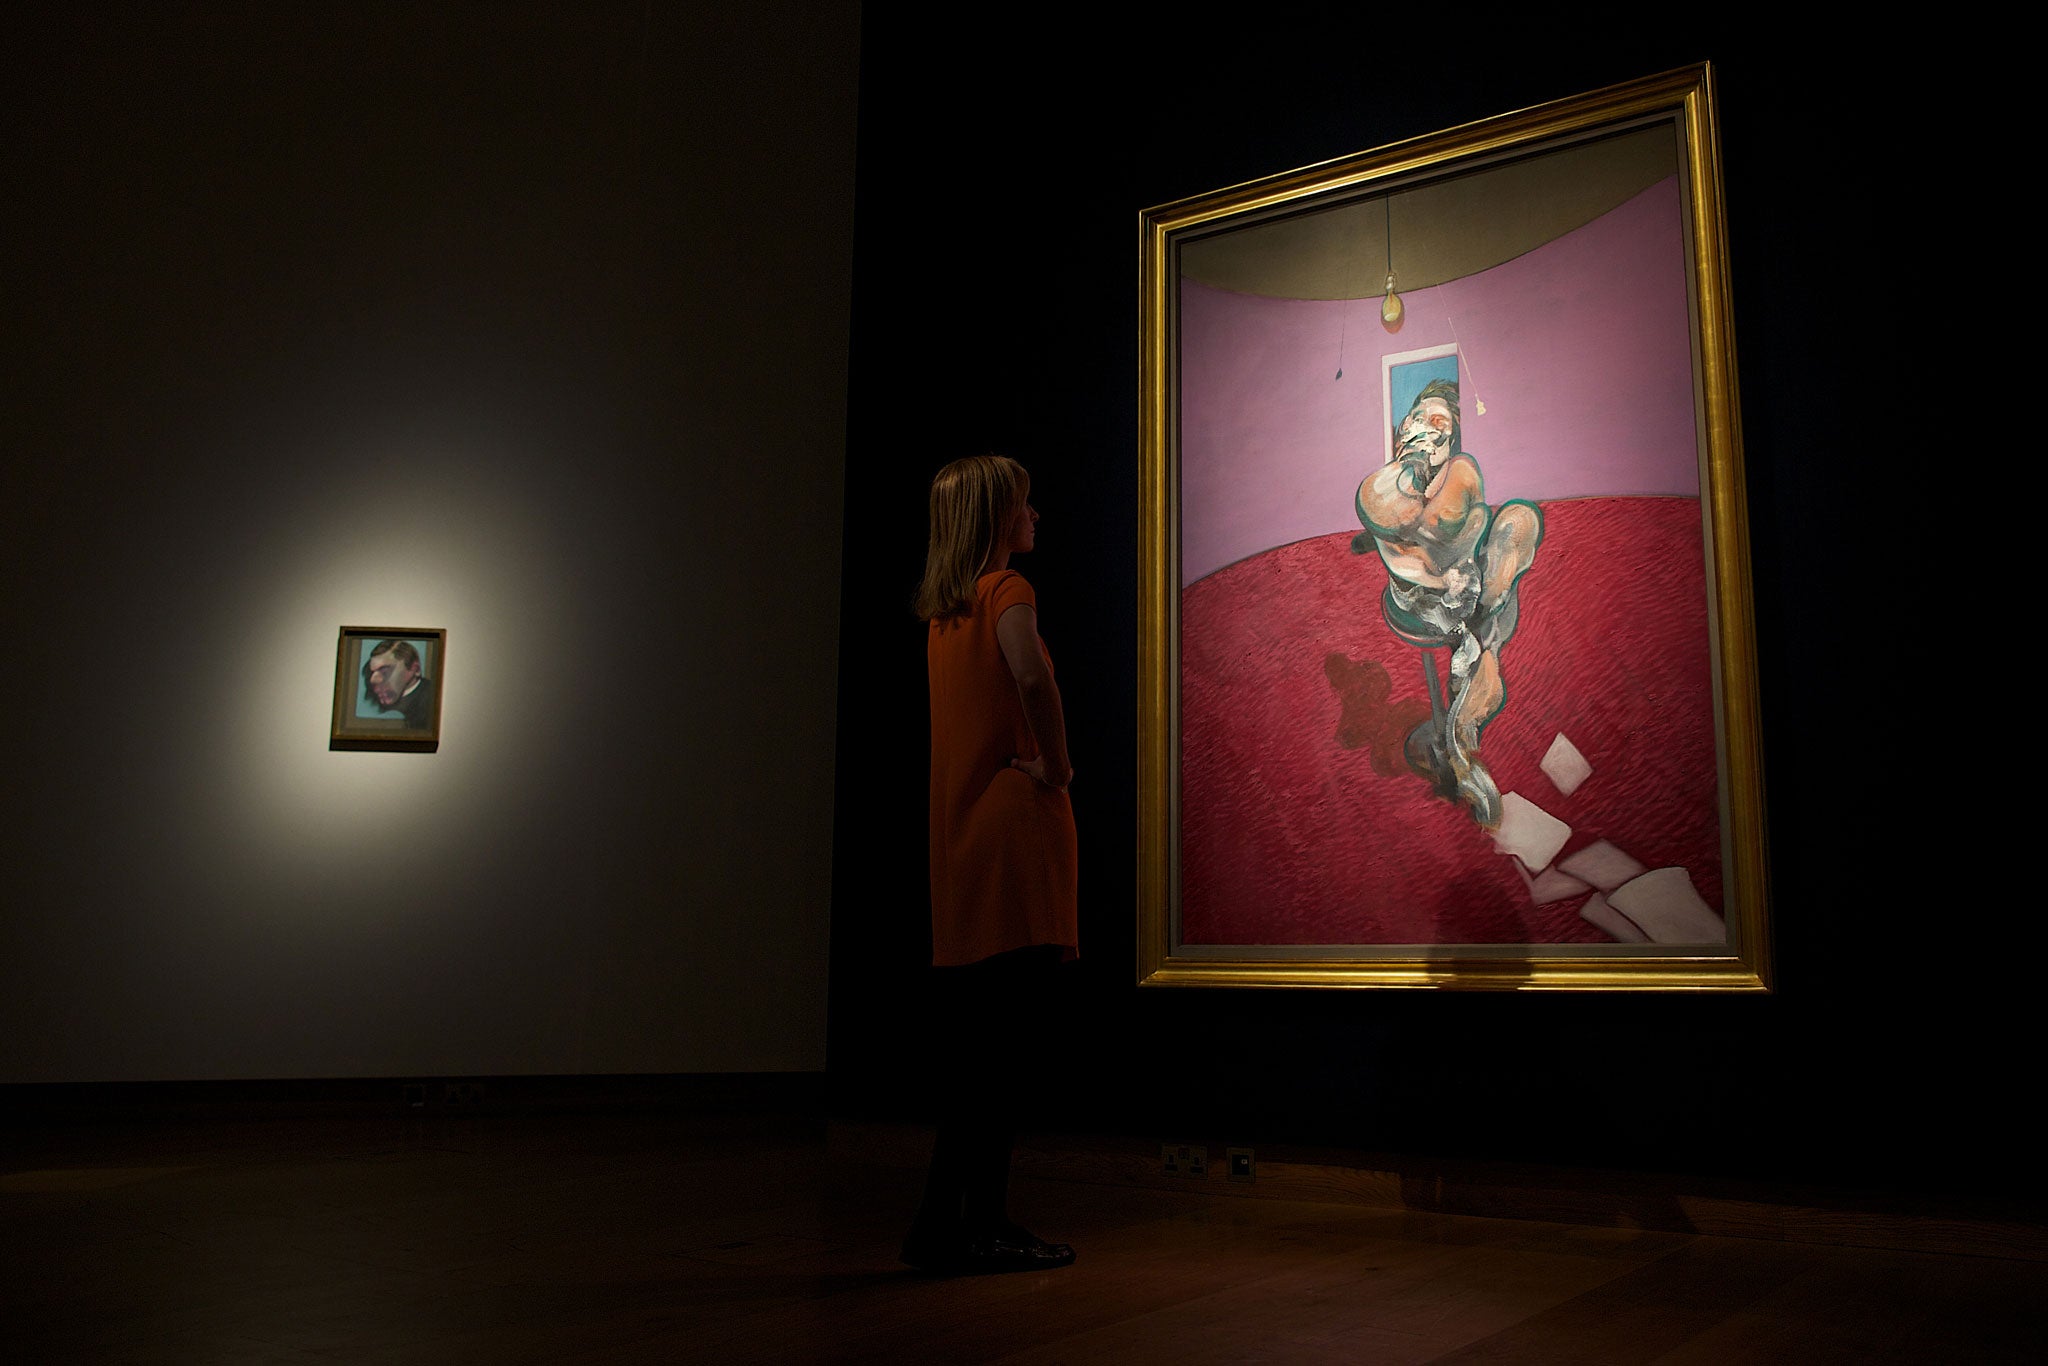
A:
834 16 2007 1194
2 5 860 1082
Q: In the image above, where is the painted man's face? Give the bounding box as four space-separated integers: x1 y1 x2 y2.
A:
1396 396 1456 467
366 650 418 709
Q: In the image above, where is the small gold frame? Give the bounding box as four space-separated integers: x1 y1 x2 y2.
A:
330 626 447 752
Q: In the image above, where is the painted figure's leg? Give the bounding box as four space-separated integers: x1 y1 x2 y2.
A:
1477 501 1542 654
1445 643 1506 828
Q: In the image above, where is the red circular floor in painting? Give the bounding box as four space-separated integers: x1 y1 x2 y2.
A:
1178 496 1721 945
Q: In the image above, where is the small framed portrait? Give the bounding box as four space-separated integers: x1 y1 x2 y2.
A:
330 626 446 751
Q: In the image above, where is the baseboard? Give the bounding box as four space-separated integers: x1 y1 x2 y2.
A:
0 1071 828 1126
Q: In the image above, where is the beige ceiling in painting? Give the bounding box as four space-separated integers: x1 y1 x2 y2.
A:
1179 124 1680 301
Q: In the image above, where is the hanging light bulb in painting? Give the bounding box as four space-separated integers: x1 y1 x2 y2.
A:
1379 193 1405 333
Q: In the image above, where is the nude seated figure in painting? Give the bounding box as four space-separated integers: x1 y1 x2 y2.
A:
1353 380 1542 829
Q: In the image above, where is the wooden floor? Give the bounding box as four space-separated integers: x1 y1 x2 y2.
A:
4 1108 2043 1364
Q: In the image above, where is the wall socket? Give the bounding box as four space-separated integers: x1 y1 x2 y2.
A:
1227 1147 1255 1181
1161 1143 1208 1177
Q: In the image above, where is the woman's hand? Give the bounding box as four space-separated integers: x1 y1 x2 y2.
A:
1012 755 1072 791
997 602 1073 793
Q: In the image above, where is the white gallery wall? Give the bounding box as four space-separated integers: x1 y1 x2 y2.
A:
1 4 859 1082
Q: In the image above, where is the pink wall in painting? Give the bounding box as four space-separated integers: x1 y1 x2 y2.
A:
1180 177 1699 586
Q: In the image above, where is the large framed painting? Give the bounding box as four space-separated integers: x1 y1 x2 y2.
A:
331 626 446 752
1137 66 1768 990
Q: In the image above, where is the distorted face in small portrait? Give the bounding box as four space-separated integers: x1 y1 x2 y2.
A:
364 640 422 711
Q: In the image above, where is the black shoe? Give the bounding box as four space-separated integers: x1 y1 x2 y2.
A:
956 1229 1075 1274
904 1215 1078 1274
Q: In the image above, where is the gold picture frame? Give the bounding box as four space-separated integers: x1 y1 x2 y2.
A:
330 626 446 752
1137 65 1768 990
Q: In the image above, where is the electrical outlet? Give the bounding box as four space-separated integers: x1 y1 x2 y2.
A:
440 1081 485 1106
1161 1143 1207 1177
1227 1147 1255 1181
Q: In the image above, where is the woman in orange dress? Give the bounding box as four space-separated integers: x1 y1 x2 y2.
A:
902 453 1078 1274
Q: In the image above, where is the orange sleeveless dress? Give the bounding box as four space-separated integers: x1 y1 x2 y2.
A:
927 570 1079 966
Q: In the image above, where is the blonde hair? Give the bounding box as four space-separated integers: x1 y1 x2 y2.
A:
914 454 1028 620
